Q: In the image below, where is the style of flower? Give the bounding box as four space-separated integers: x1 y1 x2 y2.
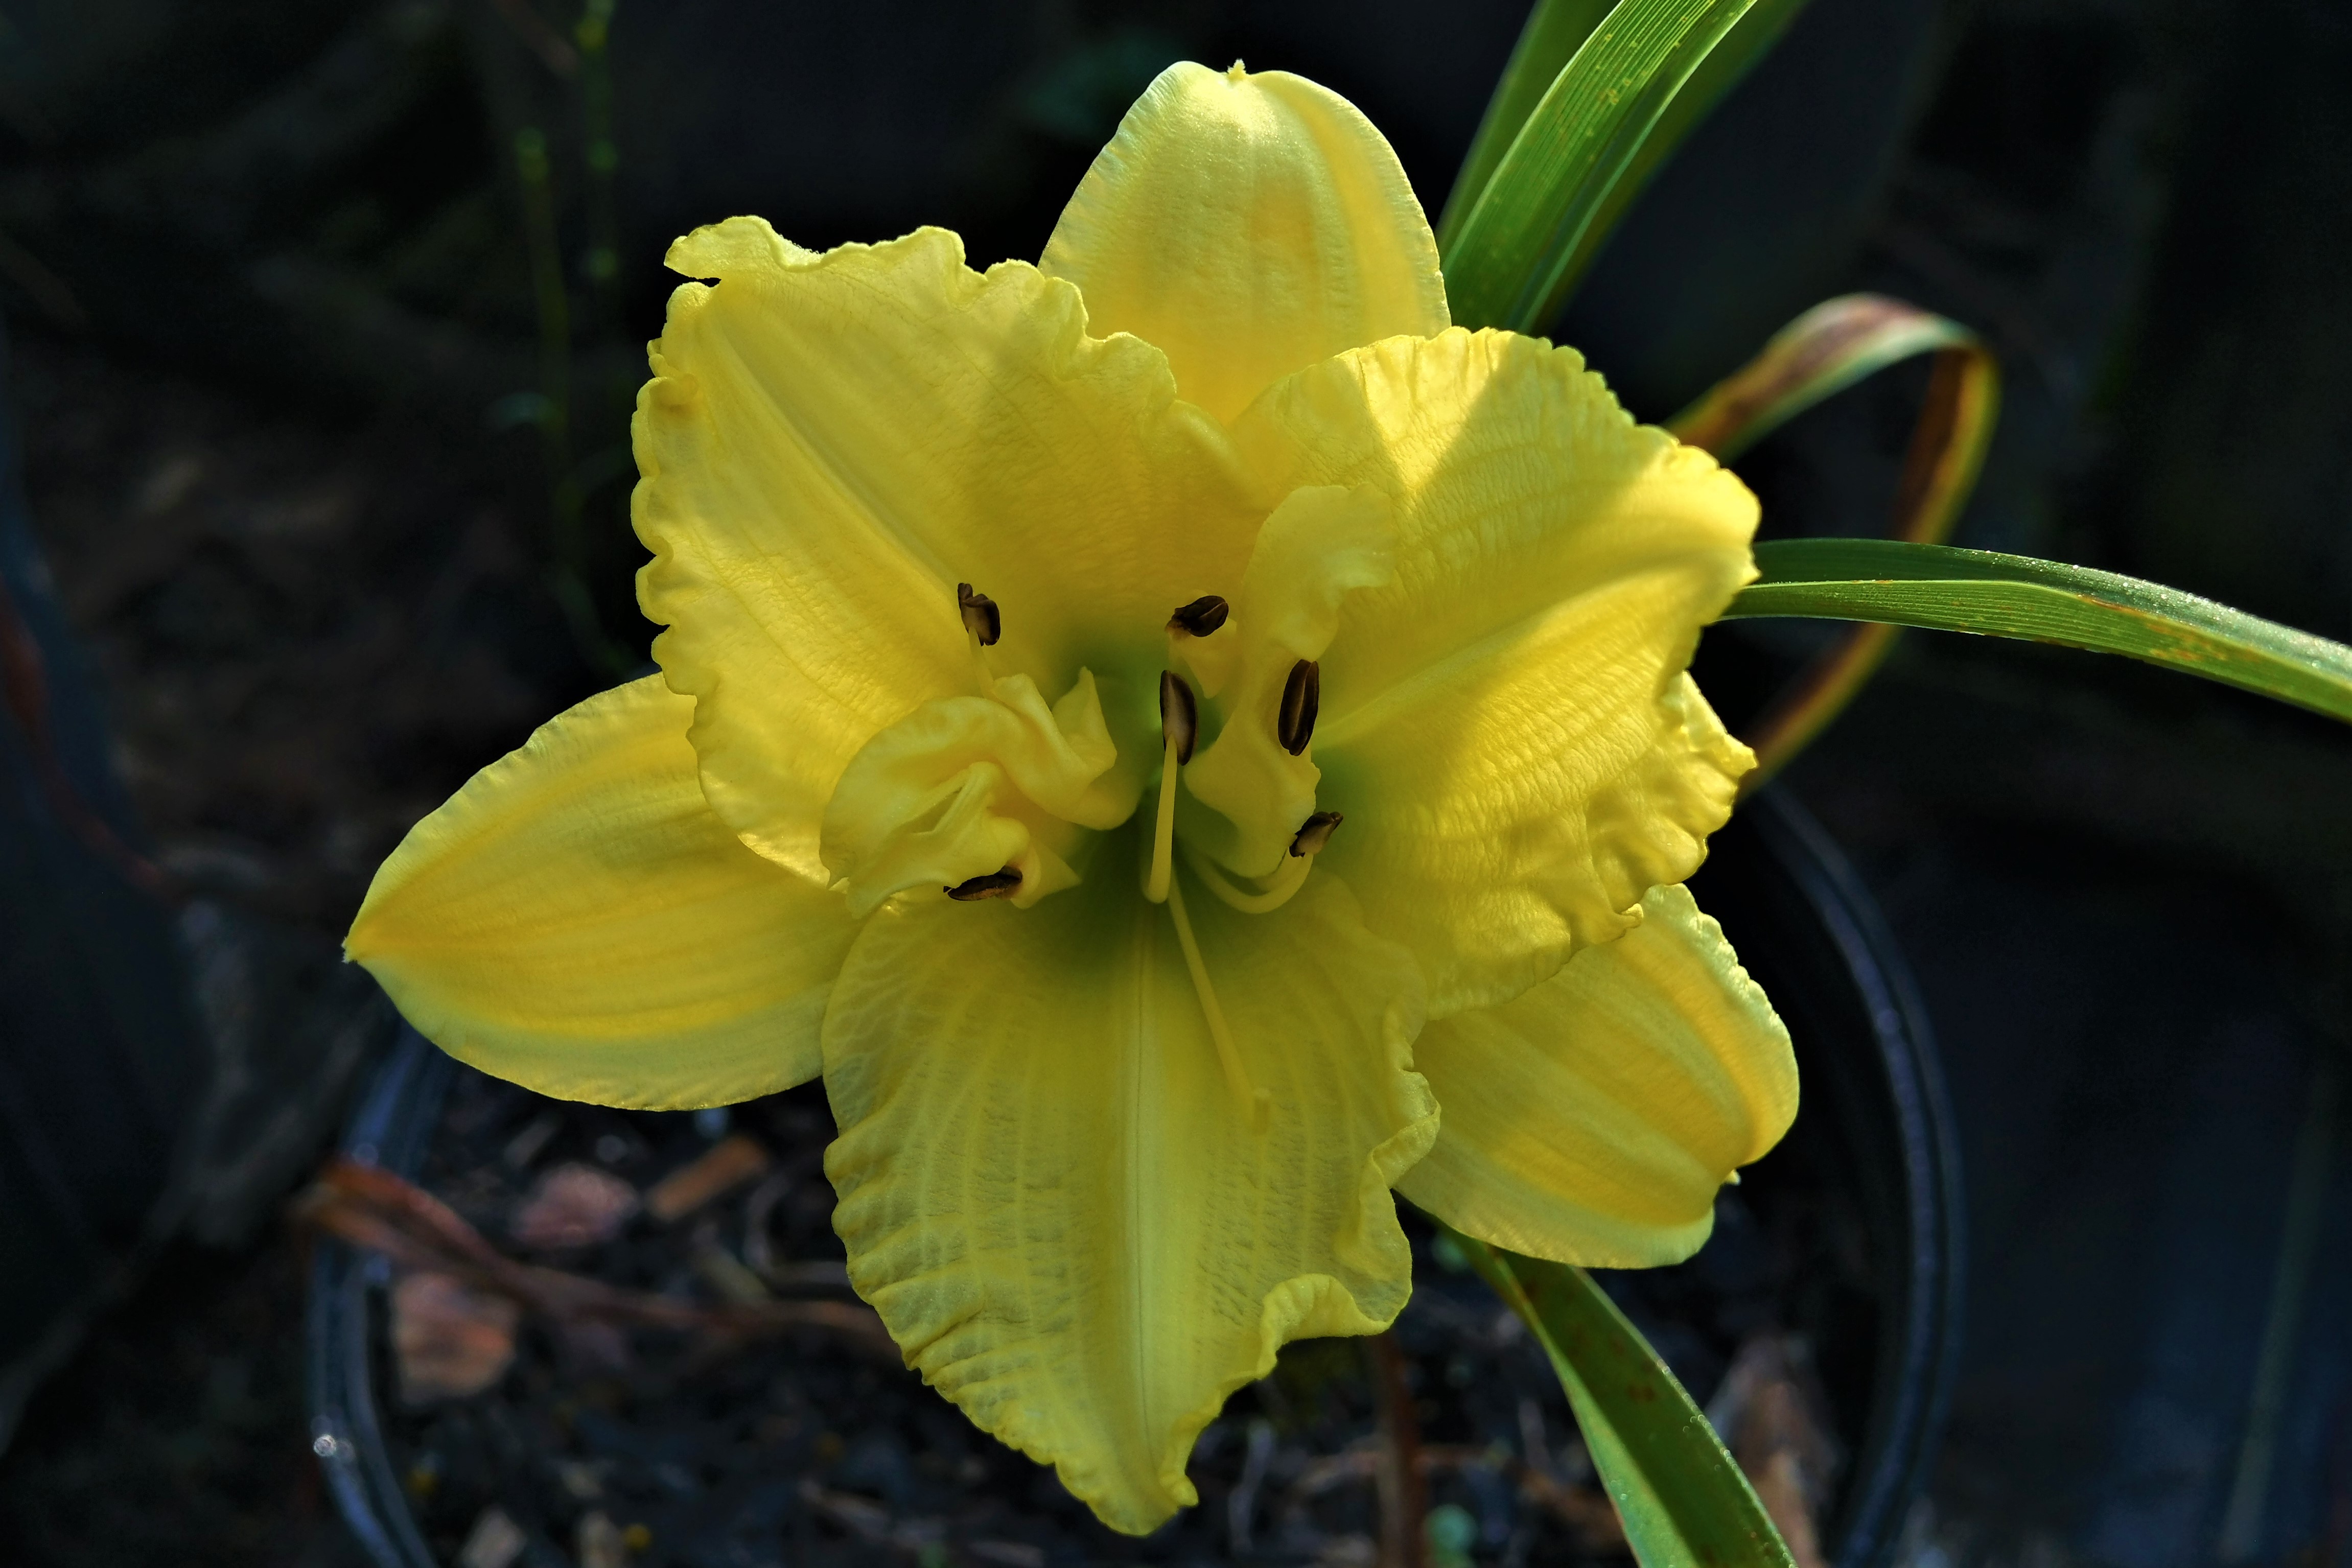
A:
345 61 1798 1535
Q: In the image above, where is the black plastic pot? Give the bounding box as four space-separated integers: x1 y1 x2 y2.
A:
1684 791 1965 1567
0 320 207 1450
309 788 1962 1568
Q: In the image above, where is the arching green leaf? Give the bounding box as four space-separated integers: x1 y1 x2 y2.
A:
1725 540 2352 724
1449 1228 1797 1568
1440 0 1811 332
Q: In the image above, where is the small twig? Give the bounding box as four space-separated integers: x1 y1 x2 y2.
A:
797 1478 948 1556
1365 1332 1428 1568
295 1157 898 1358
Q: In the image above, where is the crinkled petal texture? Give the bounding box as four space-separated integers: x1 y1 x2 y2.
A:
822 841 1437 1535
1397 884 1797 1266
1232 327 1759 1016
634 218 1264 876
345 677 855 1108
1042 61 1449 424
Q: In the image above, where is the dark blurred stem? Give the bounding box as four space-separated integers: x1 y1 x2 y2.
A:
513 123 619 674
574 0 622 339
513 125 573 542
1365 1331 1428 1568
2218 970 2346 1559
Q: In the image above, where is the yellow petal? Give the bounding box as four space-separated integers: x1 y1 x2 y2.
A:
822 842 1436 1534
636 219 1262 874
1399 883 1797 1267
821 669 1139 916
1041 62 1449 425
345 677 855 1108
1232 328 1758 1015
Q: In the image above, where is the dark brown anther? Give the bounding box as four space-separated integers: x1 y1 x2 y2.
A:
1276 659 1320 756
957 582 1001 646
1159 670 1199 765
1289 810 1343 858
1167 595 1230 638
945 868 1022 901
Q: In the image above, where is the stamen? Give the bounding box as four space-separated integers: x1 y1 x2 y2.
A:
1276 660 1319 755
945 868 1021 900
1165 870 1270 1131
1146 671 1198 905
1185 846 1312 914
1167 595 1230 638
1159 670 1198 764
1289 810 1342 857
1145 737 1180 904
956 582 1001 646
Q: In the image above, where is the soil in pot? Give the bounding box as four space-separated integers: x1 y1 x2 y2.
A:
345 1064 1876 1563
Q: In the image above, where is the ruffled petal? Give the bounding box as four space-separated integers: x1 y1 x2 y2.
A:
1231 327 1758 1015
821 842 1435 1534
1041 62 1449 425
635 219 1263 873
345 677 855 1108
1398 884 1797 1266
821 670 1139 915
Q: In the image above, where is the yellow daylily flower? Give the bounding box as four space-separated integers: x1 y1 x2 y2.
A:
346 61 1798 1536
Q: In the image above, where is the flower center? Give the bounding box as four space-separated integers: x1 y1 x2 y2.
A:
815 483 1394 924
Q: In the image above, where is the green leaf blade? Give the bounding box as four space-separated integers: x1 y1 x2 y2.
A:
1562 0 1813 314
1451 1230 1797 1568
1726 539 2352 724
1440 0 1814 333
1445 0 1757 333
1435 0 1619 255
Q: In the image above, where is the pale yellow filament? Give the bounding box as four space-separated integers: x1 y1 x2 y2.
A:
1163 870 1269 1131
964 626 999 695
1144 737 1180 904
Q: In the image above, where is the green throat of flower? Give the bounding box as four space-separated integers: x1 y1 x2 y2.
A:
814 485 1396 1126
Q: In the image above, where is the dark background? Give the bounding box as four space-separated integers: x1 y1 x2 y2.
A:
0 0 2347 1563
